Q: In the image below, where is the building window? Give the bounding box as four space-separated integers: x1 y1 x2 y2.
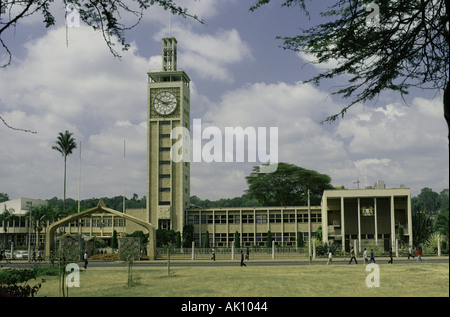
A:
159 219 171 230
228 214 240 224
269 213 281 223
255 214 267 224
284 213 296 223
242 214 254 224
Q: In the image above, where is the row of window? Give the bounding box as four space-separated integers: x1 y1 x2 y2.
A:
187 213 322 225
1 218 126 230
194 232 310 247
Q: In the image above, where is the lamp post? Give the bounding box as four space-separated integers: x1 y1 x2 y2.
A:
26 201 32 262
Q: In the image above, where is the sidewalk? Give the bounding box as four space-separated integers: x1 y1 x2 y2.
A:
3 255 448 265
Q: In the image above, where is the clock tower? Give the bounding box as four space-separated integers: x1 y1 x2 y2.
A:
147 37 190 233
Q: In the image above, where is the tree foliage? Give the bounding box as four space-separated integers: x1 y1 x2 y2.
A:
250 0 449 139
0 0 203 67
0 0 203 133
245 162 333 206
0 268 44 297
52 130 77 213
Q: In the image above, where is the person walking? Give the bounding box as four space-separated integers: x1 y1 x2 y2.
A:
369 249 376 264
388 248 393 264
211 248 215 261
408 246 415 259
348 248 358 264
245 247 250 260
416 248 423 262
363 248 368 265
240 250 246 267
84 251 88 269
327 250 333 265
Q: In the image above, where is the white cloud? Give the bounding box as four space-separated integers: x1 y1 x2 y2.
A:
154 23 253 82
189 81 448 199
0 26 150 199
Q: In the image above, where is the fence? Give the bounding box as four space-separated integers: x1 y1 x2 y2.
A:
156 244 315 261
155 238 448 260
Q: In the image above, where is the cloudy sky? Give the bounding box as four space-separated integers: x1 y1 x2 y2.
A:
1 0 448 203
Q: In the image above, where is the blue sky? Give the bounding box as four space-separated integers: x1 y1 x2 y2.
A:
0 0 448 202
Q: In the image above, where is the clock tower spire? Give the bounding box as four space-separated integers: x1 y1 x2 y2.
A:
162 37 177 71
147 38 191 233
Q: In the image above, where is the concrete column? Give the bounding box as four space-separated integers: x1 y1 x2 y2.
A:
357 198 361 253
240 209 243 247
374 198 378 246
341 196 345 252
390 195 395 250
253 209 256 247
199 210 202 246
232 244 235 260
313 239 316 259
212 210 215 247
407 193 413 247
395 239 399 257
321 197 328 244
438 237 441 256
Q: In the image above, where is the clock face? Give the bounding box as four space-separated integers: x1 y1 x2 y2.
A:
154 91 177 115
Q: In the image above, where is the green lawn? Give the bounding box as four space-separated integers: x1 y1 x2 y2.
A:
36 263 449 297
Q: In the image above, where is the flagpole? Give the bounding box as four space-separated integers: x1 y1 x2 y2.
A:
123 139 126 214
78 141 81 213
308 189 311 264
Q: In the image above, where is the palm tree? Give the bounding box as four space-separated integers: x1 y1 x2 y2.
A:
52 130 77 213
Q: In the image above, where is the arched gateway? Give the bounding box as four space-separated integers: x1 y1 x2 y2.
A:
45 201 156 260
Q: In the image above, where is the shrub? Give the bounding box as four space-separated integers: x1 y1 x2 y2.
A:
0 269 44 297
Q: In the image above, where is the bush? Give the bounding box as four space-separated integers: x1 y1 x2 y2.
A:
89 253 119 260
0 269 44 297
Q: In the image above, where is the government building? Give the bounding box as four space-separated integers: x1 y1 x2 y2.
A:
138 37 413 252
0 38 413 258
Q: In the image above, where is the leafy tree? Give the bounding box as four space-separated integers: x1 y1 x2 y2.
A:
111 230 118 249
233 231 240 249
0 268 44 297
412 209 433 246
156 229 177 248
297 232 304 248
438 189 449 211
52 130 77 214
314 226 322 241
266 231 273 248
250 0 449 142
0 1 203 133
204 231 210 248
0 0 202 66
246 163 333 206
0 193 9 203
190 194 261 208
182 224 194 248
435 208 449 247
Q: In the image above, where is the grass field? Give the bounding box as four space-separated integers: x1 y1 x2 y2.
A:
36 262 449 297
